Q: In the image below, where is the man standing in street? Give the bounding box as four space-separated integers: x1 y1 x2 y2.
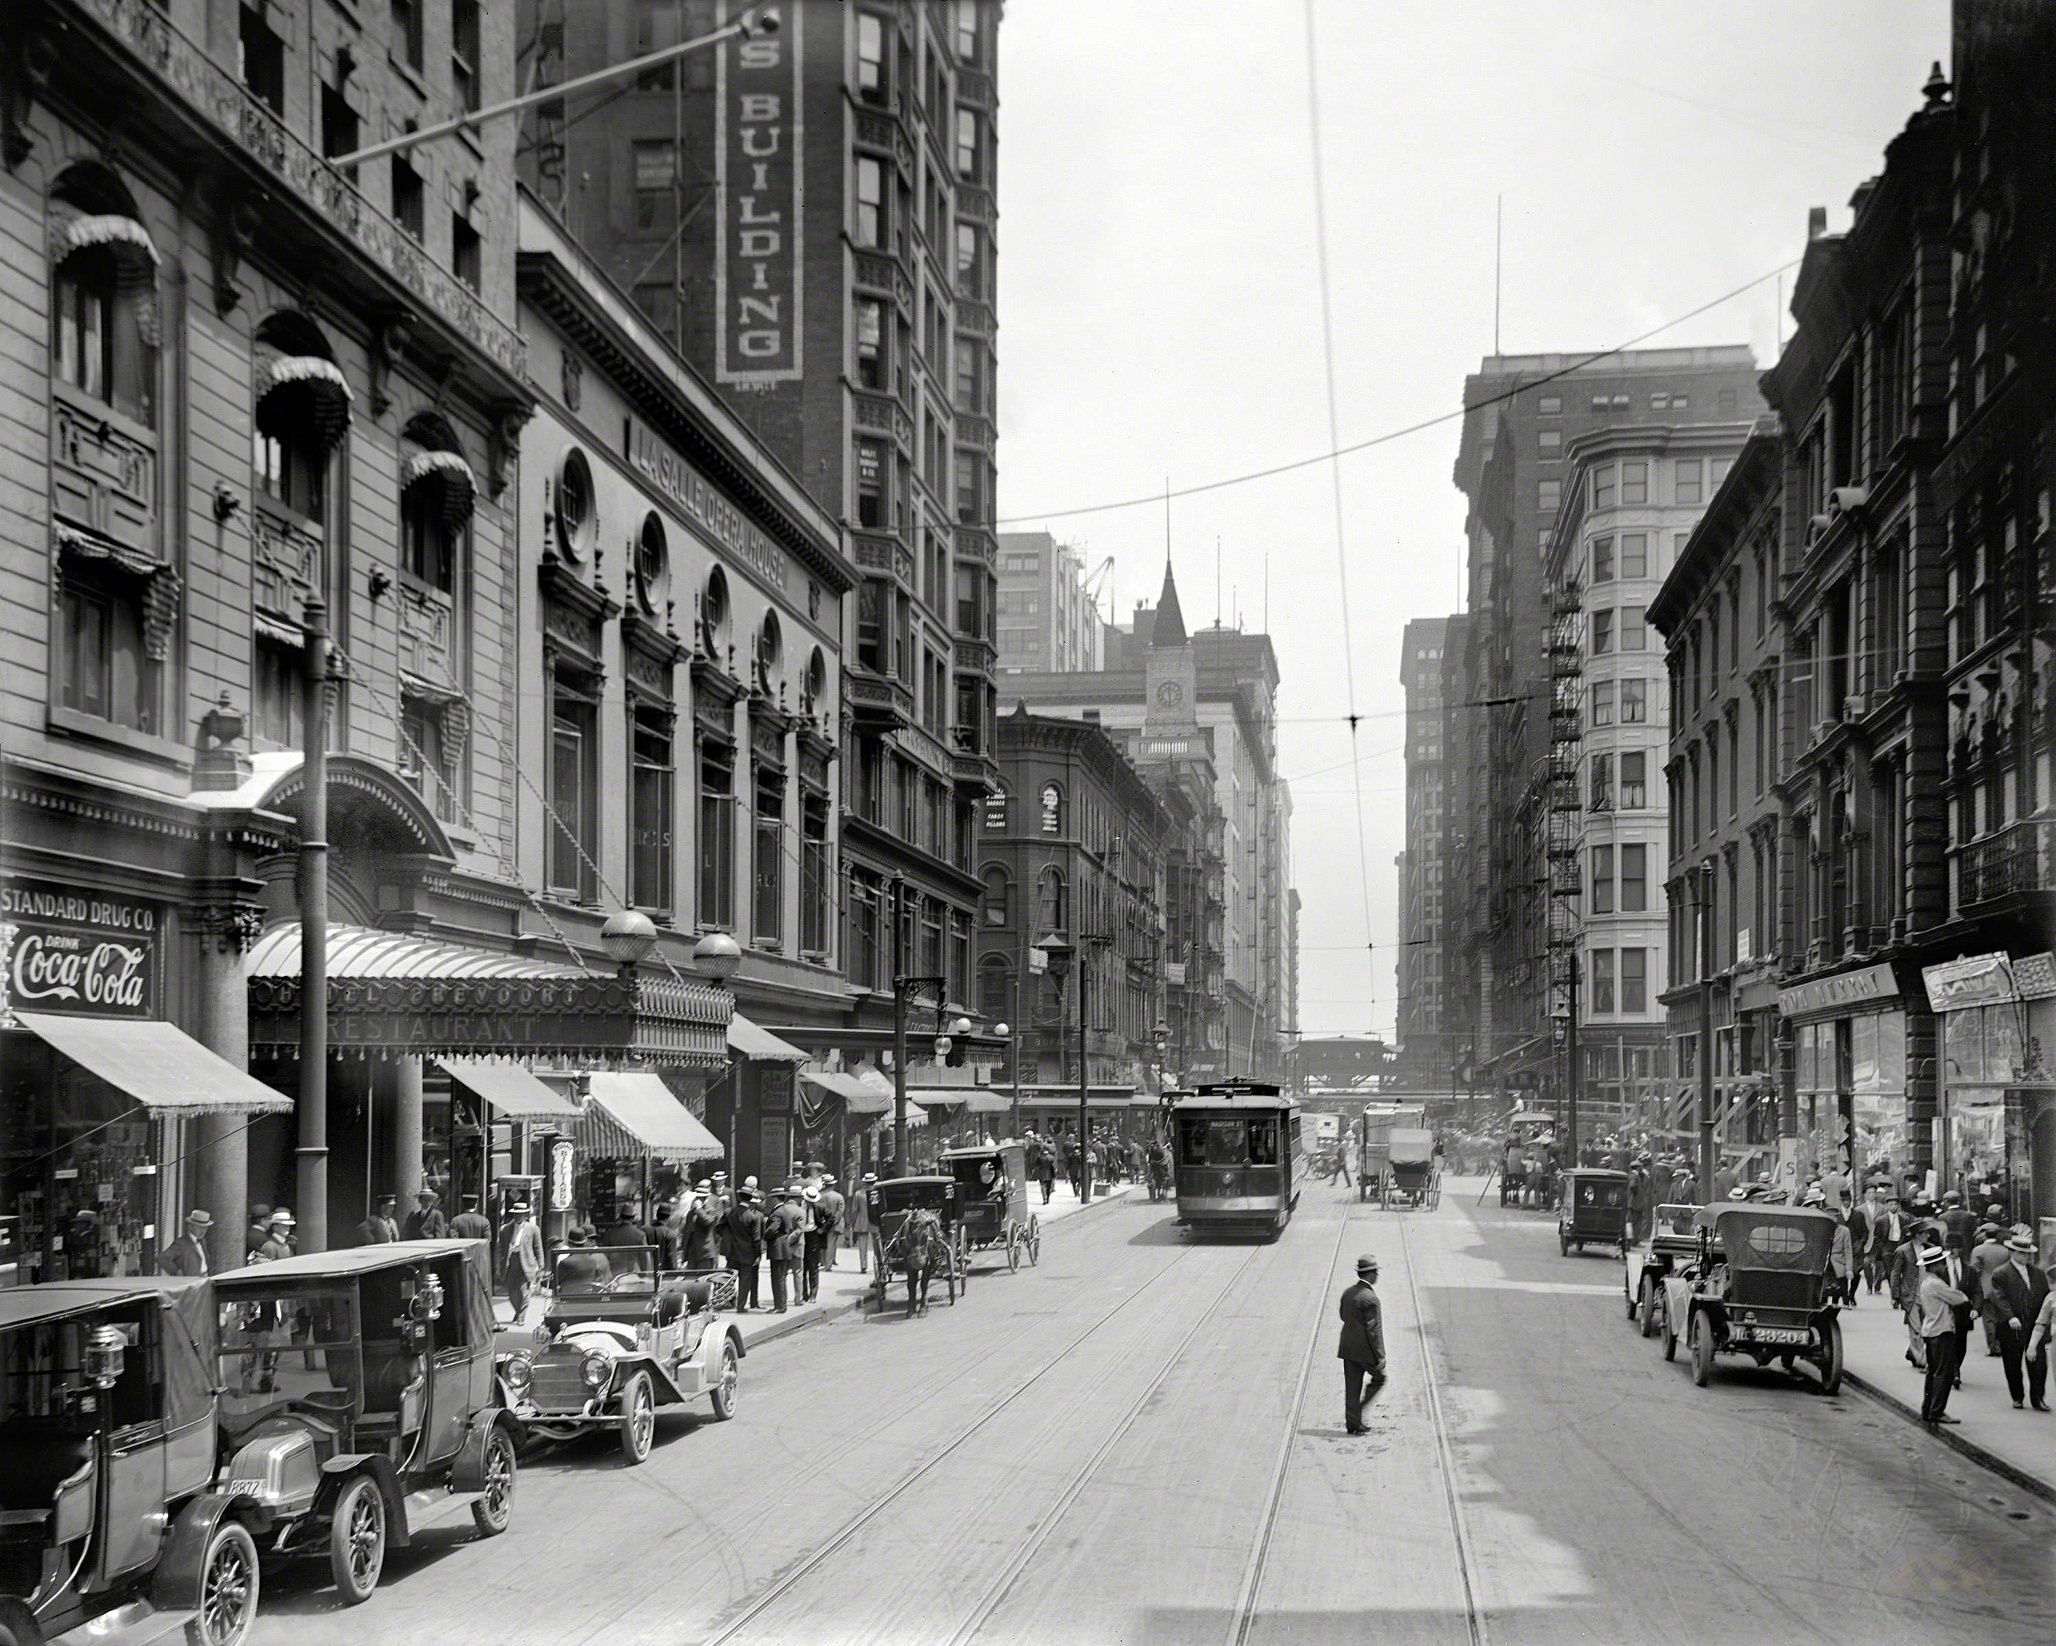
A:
1868 1193 1905 1297
763 1187 802 1314
1034 1143 1057 1206
502 1201 542 1321
1939 1234 1978 1388
1986 1231 2052 1410
1939 1190 1976 1261
402 1188 448 1241
253 1209 296 1264
359 1193 400 1245
244 1203 273 1263
1972 1221 2011 1356
848 1174 874 1273
801 1185 831 1300
160 1209 213 1276
602 1205 650 1249
680 1183 723 1269
1338 1254 1386 1435
450 1193 492 1243
1061 1130 1082 1198
1917 1245 1969 1426
1711 1158 1737 1205
1892 1222 1939 1369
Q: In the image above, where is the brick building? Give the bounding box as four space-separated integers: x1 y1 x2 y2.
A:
995 530 1103 674
516 0 1005 1081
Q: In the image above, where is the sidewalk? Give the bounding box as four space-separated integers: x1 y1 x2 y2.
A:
1838 1289 2056 1501
499 1180 1135 1353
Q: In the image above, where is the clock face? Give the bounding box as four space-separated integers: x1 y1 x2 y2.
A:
1156 680 1185 708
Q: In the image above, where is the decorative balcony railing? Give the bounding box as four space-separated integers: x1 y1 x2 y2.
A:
1956 817 2056 908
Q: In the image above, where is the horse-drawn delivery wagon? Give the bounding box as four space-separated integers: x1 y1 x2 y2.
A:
941 1144 1040 1272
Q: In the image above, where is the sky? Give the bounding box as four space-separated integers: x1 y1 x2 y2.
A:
992 0 1951 1043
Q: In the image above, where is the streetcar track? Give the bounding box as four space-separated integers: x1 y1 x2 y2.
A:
1224 1198 1355 1646
1396 1204 1490 1646
693 1235 1206 1646
555 1238 1192 1646
938 1238 1276 1646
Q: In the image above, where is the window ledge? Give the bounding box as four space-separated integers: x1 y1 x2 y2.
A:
389 56 431 102
47 707 191 770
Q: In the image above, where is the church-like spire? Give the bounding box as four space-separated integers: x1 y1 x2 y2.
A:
1152 559 1188 649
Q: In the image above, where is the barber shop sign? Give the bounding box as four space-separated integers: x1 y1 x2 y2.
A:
0 883 158 1020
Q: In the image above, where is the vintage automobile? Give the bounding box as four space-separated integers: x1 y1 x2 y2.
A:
492 1247 743 1465
1624 1203 1702 1336
210 1239 518 1606
1658 1205 1844 1393
1557 1167 1631 1257
0 1276 259 1646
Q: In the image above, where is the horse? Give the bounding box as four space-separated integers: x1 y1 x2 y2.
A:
889 1207 953 1317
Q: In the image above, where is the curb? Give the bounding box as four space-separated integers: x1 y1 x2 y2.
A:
1841 1368 2056 1505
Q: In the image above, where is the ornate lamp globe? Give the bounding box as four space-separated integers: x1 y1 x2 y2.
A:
692 929 743 981
601 909 658 969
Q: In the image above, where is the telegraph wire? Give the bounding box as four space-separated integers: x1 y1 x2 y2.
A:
994 257 1801 526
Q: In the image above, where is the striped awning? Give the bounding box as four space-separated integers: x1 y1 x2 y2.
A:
578 1072 724 1162
435 1058 581 1122
14 1013 293 1118
248 923 730 1067
727 1012 808 1061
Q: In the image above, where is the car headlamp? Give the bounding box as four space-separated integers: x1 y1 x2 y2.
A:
503 1354 534 1393
580 1350 611 1390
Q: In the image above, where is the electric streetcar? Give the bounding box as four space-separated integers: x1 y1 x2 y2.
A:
1169 1080 1303 1237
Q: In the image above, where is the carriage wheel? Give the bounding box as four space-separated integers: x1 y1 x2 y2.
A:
1006 1226 1022 1272
1027 1216 1042 1266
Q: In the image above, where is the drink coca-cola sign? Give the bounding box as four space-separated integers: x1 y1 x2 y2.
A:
0 883 158 1020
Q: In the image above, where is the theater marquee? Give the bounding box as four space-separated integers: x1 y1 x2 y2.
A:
715 2 804 385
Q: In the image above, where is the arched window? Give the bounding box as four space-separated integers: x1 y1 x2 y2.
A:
1036 867 1066 936
634 511 668 616
981 864 1010 927
399 414 475 596
50 163 159 427
701 566 731 658
253 312 350 525
979 955 1011 1022
756 609 782 689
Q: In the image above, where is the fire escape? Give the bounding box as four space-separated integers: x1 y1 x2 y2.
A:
1544 579 1585 1119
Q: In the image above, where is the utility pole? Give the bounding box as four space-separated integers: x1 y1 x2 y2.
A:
1698 861 1717 1202
1564 946 1579 1163
296 595 330 1252
890 874 909 1175
1077 946 1092 1203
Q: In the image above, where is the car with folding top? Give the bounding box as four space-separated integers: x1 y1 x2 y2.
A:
1657 1205 1844 1394
208 1239 517 1607
491 1247 743 1465
0 1276 259 1646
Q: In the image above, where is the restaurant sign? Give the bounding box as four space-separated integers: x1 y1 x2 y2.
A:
0 884 158 1021
714 2 803 384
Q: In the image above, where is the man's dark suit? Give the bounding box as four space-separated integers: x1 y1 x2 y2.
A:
1986 1259 2053 1407
1337 1279 1386 1432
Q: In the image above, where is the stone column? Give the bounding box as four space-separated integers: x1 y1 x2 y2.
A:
190 905 260 1271
385 1057 425 1206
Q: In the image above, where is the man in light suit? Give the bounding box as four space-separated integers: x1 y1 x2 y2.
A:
502 1202 543 1320
160 1209 214 1276
1338 1253 1387 1435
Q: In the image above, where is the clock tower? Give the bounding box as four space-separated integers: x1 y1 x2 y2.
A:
1143 560 1199 738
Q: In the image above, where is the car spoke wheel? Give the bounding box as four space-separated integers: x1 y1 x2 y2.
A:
1638 1277 1659 1339
471 1426 517 1537
1007 1230 1021 1273
710 1342 740 1420
328 1476 386 1605
187 1517 259 1646
1661 1305 1678 1362
1690 1313 1715 1388
619 1372 655 1465
1818 1315 1845 1395
0 1598 45 1646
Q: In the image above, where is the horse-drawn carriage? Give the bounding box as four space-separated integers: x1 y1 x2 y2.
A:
867 1176 970 1317
941 1144 1041 1272
1380 1127 1441 1209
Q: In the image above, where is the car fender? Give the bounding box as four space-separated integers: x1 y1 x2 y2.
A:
317 1453 411 1547
448 1407 519 1492
1691 1296 1729 1341
151 1493 252 1610
1660 1274 1692 1335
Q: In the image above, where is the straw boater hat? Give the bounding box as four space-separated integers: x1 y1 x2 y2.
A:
268 1208 296 1228
1918 1245 1947 1266
2007 1232 2037 1255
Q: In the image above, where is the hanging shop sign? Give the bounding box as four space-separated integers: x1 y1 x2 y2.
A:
0 884 159 1021
1777 962 1899 1020
549 1139 577 1213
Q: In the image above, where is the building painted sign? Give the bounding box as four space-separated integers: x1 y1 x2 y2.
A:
714 3 803 384
0 885 158 1020
1777 961 1899 1020
627 419 791 593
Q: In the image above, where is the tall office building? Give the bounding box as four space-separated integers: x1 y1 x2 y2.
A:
996 531 1104 673
1448 347 1764 1111
1397 616 1454 1078
518 2 1004 1061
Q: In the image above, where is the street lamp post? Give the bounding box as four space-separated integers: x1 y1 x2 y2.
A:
887 874 948 1176
296 595 330 1252
1697 860 1717 1202
691 930 743 1173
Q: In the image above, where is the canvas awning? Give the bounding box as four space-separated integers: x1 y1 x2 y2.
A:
248 923 730 1067
909 1085 1012 1115
578 1072 724 1162
982 1084 1138 1111
435 1058 581 1122
799 1070 871 1103
727 1012 808 1061
13 1013 293 1117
